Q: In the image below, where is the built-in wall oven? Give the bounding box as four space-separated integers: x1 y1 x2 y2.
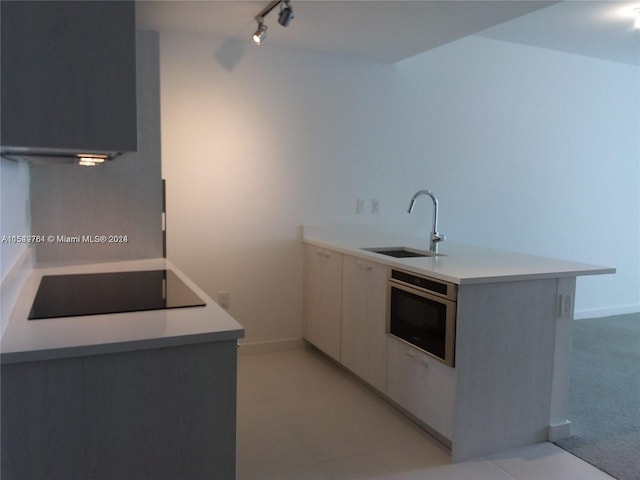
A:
387 269 457 367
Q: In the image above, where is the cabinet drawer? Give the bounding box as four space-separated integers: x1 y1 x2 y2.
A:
386 335 456 440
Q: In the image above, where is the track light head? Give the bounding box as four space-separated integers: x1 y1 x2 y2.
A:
252 1 294 44
252 23 267 44
278 1 294 27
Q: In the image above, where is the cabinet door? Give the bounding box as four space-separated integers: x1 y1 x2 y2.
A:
1 357 85 478
303 246 342 361
1 341 238 479
340 255 387 392
1 1 137 153
386 336 456 441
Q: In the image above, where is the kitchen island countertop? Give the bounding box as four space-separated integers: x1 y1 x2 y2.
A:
1 257 244 364
302 224 615 285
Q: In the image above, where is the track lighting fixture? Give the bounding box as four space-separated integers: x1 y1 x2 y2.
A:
252 0 293 45
252 23 268 44
278 1 294 27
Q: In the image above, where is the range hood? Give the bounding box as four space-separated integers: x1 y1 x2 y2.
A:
0 146 122 166
1 1 137 167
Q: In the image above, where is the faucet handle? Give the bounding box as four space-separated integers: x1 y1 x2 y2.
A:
432 232 446 243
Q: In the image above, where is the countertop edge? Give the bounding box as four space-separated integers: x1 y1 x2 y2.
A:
1 329 244 365
302 226 616 285
1 257 246 364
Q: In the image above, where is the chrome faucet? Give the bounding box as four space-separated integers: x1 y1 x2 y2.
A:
408 190 445 252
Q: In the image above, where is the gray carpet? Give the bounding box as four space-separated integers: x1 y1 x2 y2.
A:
554 313 640 480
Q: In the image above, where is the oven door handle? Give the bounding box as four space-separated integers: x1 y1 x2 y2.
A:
389 281 457 308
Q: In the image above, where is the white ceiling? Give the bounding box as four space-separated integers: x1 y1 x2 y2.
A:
136 1 640 65
478 1 639 65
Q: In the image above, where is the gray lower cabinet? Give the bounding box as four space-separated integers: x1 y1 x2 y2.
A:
1 340 238 480
0 1 137 154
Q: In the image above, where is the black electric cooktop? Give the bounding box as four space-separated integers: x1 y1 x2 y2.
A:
28 270 206 320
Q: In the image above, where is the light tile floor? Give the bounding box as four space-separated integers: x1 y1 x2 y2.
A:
237 346 614 480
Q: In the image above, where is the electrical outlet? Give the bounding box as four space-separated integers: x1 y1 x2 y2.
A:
559 294 572 318
218 291 230 309
356 198 365 215
371 198 380 215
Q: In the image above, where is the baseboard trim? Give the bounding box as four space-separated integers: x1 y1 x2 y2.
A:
548 420 572 441
238 338 304 355
574 305 640 320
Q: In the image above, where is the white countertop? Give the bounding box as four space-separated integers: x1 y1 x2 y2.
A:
302 225 615 285
1 258 244 364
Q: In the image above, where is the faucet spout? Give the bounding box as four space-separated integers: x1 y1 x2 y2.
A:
407 190 445 252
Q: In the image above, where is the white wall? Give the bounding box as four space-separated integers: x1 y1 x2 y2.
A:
394 36 639 318
160 33 399 344
159 31 639 345
0 158 31 335
0 158 30 280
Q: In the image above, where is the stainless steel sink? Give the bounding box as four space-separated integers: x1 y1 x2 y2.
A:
362 247 436 258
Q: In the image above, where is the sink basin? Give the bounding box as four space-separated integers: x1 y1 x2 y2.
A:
362 247 436 258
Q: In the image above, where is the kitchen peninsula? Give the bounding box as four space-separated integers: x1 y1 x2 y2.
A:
302 225 614 462
1 257 244 480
